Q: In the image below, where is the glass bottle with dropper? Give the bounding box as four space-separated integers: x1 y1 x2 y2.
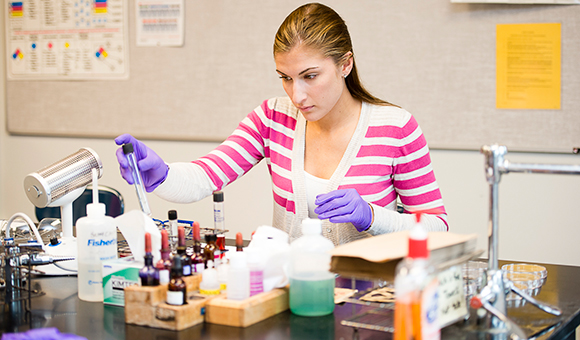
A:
139 232 159 286
122 143 151 216
236 232 244 252
156 229 172 284
167 256 187 306
177 226 192 276
204 233 219 268
191 221 205 273
213 191 226 258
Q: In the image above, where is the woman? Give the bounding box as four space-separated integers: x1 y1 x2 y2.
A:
116 3 447 245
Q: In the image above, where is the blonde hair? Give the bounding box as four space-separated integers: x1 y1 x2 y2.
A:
274 3 396 107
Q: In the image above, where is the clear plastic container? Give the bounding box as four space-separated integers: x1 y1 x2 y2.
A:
227 252 250 300
289 219 335 317
76 202 117 302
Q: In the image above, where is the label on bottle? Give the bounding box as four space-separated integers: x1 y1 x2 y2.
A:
199 288 221 295
183 264 192 276
421 278 440 340
159 269 170 284
250 270 264 296
166 290 184 305
194 263 205 273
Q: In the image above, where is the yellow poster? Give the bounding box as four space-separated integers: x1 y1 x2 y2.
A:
496 23 561 109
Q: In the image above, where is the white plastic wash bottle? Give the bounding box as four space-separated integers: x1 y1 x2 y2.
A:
289 218 335 316
76 180 117 302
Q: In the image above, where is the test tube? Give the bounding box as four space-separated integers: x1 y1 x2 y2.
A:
123 143 152 216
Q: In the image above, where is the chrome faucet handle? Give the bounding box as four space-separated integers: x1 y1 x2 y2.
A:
505 280 562 316
471 285 528 340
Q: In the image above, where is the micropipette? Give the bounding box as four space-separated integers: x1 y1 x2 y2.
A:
123 143 152 216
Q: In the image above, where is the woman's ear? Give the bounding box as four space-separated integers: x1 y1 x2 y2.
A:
341 51 354 77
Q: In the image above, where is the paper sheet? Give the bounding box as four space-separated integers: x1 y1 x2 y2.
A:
135 0 185 47
5 0 129 80
496 23 561 109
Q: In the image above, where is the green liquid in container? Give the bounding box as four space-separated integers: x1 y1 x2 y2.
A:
289 276 335 316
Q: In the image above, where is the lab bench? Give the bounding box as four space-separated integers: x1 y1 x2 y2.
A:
1 261 579 340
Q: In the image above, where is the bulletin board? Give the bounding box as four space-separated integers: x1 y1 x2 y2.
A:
5 0 580 153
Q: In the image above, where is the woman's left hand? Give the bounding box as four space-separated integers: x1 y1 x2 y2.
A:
315 189 373 232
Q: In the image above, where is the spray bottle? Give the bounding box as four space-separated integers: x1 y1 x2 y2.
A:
393 213 440 340
76 169 117 302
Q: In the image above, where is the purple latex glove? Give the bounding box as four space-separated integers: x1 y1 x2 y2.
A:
1 327 87 340
115 134 169 192
314 189 373 232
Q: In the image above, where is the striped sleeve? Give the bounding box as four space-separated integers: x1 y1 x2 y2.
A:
191 101 271 190
368 113 448 232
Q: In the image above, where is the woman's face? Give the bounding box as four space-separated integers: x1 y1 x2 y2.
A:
275 44 348 122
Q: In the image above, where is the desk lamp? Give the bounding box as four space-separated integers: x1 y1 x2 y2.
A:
23 147 103 275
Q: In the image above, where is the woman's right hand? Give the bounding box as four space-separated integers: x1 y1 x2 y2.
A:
114 134 169 192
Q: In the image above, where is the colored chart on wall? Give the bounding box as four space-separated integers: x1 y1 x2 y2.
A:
5 0 129 80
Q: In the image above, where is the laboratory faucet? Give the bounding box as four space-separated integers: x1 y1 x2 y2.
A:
474 145 575 338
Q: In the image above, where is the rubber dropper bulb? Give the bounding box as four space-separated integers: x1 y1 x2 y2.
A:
193 221 201 242
145 232 152 254
161 230 169 251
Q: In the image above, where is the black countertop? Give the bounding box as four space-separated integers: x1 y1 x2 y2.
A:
1 261 579 340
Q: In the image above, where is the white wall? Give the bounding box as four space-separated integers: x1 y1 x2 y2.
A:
2 6 579 267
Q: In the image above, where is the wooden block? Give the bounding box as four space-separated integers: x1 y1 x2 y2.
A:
124 275 210 331
124 284 167 305
125 301 156 327
205 287 289 327
151 296 207 331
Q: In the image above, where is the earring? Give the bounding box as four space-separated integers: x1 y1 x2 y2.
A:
343 74 347 78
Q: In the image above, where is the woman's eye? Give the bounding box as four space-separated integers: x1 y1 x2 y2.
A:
279 76 291 81
305 74 316 80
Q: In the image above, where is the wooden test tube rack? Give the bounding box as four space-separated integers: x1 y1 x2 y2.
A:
124 273 289 330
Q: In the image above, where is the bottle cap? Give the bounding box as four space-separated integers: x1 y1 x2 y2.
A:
205 233 217 243
408 213 429 259
168 210 177 220
122 143 134 155
86 202 106 217
213 191 224 202
301 218 322 235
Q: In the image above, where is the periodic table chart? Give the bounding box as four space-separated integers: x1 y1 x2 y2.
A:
5 0 129 80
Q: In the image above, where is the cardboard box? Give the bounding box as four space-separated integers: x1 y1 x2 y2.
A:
329 231 479 281
102 257 142 306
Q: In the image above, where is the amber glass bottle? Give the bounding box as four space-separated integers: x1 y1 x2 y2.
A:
167 256 187 305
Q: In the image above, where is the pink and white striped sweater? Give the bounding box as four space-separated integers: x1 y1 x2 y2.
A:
155 97 448 245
